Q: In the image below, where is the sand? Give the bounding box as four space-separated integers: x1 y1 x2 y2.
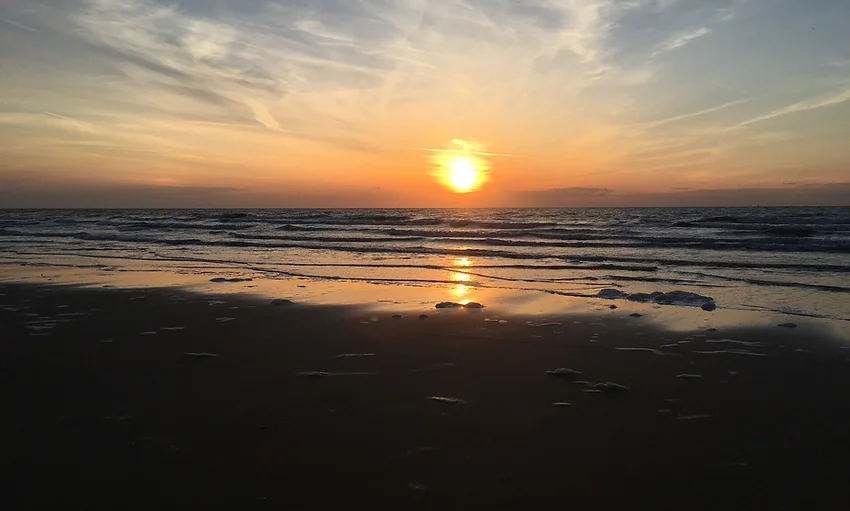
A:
2 282 850 508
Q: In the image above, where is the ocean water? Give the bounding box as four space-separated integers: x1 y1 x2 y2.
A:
1 207 849 326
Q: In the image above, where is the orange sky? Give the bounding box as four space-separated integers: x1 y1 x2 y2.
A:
1 0 850 207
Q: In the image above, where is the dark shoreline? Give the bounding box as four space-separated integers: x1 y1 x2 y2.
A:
2 282 849 508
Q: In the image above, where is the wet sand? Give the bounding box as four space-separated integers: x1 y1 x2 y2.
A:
2 282 850 509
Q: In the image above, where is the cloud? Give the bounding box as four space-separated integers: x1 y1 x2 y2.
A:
738 88 850 127
652 27 711 56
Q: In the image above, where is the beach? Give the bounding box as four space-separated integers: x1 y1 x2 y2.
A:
3 281 850 508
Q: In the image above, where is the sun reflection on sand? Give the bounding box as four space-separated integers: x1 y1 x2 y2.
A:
454 257 473 267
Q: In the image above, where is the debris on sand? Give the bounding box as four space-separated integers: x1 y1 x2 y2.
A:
336 353 376 358
184 352 217 358
609 304 618 310
778 322 798 328
545 367 583 377
677 374 703 379
391 314 403 319
629 313 643 318
701 302 717 311
210 277 253 283
427 396 466 404
419 314 428 320
435 301 485 309
270 299 293 306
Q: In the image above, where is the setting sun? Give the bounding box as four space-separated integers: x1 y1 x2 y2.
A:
430 142 491 194
447 158 479 192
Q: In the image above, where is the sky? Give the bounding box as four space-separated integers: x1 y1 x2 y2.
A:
1 0 849 207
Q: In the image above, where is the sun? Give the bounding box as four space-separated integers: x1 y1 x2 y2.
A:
446 157 479 192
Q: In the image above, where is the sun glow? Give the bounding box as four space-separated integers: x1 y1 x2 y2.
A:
446 157 479 192
428 140 491 193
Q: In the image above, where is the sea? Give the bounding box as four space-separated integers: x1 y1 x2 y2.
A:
2 207 849 333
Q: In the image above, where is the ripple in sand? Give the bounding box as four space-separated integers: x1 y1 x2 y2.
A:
336 353 376 358
215 317 235 323
184 352 217 358
591 381 630 392
677 374 703 379
706 339 762 347
528 321 562 327
161 326 185 331
695 349 766 357
615 347 667 356
140 331 157 336
427 396 466 404
677 414 713 420
552 402 572 407
545 367 583 377
296 371 375 377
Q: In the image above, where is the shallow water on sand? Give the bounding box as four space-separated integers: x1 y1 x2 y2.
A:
1 207 849 337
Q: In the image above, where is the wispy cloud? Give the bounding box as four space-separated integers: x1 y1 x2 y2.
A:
738 88 850 127
652 27 711 57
